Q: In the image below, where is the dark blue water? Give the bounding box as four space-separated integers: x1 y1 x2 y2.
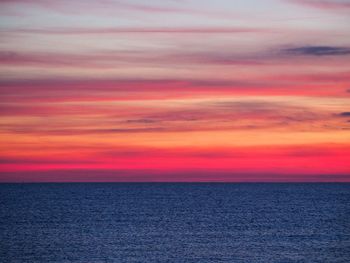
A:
0 183 349 262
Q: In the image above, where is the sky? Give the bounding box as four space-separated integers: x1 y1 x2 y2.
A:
0 0 350 182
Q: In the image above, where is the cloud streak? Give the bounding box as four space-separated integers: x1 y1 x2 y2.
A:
0 0 242 19
1 96 347 138
288 0 350 10
0 76 347 104
339 112 350 117
283 46 350 56
2 26 269 35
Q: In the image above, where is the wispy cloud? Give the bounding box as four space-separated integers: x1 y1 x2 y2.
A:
339 112 350 117
3 26 267 35
0 49 264 68
283 46 350 56
0 0 241 19
1 96 344 137
2 42 349 73
1 76 347 104
287 0 350 10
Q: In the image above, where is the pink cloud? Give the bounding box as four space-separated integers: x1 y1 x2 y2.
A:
0 0 242 19
288 0 350 10
6 26 267 35
0 77 347 105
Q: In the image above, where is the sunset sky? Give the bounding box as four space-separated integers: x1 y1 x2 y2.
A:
0 0 350 182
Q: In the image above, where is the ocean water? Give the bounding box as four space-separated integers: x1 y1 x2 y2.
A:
0 183 349 263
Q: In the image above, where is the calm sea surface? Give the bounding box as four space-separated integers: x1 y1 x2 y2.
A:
0 183 349 262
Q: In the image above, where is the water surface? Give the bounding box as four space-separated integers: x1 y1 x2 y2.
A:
0 183 349 262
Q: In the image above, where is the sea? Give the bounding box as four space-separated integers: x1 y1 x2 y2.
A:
0 183 349 262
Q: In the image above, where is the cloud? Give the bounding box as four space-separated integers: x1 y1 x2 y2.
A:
126 119 157 124
283 46 350 56
271 72 350 83
287 0 350 10
1 42 348 72
1 127 167 136
0 0 241 19
0 76 346 104
4 26 267 35
339 112 350 117
0 51 92 67
0 49 264 69
1 95 337 137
